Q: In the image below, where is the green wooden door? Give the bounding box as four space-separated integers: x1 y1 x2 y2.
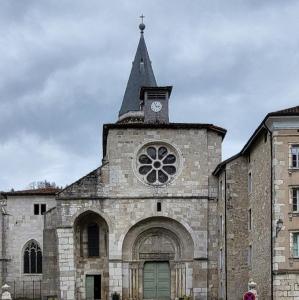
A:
144 262 170 299
86 275 94 300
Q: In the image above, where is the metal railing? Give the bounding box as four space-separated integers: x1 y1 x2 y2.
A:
7 280 42 300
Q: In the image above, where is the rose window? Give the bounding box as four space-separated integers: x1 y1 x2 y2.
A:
137 144 178 185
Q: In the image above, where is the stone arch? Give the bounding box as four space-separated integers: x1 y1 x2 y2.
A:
73 210 109 258
122 216 194 261
73 210 110 300
71 207 113 231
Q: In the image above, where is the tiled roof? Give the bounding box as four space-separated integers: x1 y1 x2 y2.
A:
271 105 299 114
2 187 60 197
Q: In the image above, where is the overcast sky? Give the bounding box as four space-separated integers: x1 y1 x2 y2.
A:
1 0 299 191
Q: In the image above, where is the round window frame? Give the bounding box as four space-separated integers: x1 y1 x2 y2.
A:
133 141 181 186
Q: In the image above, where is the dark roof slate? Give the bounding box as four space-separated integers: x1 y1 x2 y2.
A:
119 33 157 117
271 105 299 114
2 187 60 197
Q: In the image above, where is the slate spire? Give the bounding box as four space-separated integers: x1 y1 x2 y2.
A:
118 20 157 118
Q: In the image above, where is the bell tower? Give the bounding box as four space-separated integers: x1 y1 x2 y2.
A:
118 19 172 124
140 86 172 123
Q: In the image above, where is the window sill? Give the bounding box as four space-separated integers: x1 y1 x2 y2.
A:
288 168 299 173
23 273 42 276
289 212 299 216
289 257 299 260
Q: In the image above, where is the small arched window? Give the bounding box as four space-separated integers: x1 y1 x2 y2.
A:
23 240 42 274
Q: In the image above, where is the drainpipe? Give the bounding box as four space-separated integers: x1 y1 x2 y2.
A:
1 205 7 284
263 122 273 299
224 169 227 300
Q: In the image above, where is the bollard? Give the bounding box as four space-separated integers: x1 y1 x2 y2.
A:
1 284 12 300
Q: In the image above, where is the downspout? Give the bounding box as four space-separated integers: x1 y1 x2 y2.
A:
1 203 7 285
263 122 273 299
224 169 227 299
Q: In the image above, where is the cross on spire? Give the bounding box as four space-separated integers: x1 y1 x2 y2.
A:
139 14 146 34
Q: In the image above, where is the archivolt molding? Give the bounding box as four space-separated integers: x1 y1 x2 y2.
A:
122 215 195 261
120 213 199 257
132 227 181 260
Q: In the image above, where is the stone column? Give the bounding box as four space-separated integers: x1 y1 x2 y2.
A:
128 262 139 300
175 263 186 298
57 228 75 300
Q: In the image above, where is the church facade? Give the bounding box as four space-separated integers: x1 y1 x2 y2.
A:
42 22 225 300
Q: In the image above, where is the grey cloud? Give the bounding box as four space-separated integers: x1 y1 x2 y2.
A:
1 0 299 190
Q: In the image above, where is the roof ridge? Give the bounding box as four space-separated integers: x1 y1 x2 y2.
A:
272 105 299 114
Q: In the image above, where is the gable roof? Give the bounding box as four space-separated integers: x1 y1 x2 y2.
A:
213 104 299 175
119 31 157 117
57 166 102 199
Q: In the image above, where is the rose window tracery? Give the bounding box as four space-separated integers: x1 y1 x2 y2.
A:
136 144 178 185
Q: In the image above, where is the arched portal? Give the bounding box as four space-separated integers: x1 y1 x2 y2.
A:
74 210 109 300
122 217 194 300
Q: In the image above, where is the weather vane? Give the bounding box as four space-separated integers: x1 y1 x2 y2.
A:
140 14 145 24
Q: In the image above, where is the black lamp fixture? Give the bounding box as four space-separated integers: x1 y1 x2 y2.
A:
276 219 283 237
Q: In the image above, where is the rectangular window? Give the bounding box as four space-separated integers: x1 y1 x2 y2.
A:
41 204 47 215
88 224 100 257
219 215 223 236
248 209 252 231
293 233 299 257
34 204 39 215
291 145 299 168
248 245 252 267
157 202 162 212
248 172 252 194
292 188 299 212
219 249 223 270
219 180 223 200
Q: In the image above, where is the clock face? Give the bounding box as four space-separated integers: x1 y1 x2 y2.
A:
151 101 162 112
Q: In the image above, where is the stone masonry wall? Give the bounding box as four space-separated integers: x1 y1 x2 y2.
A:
272 128 299 299
207 131 223 299
55 197 210 299
217 171 225 300
43 207 59 298
249 130 272 299
101 128 218 198
49 126 223 300
4 194 56 290
225 156 249 299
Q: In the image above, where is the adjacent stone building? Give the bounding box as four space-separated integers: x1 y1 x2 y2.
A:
0 188 57 298
214 107 299 299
